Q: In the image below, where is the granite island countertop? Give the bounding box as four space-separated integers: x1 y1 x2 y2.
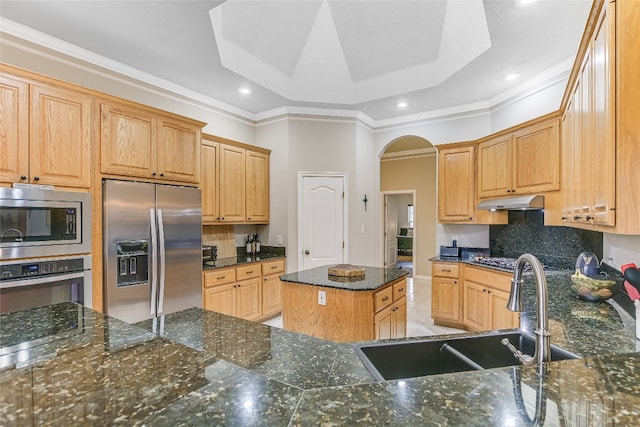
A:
280 265 408 291
203 252 285 270
1 269 639 426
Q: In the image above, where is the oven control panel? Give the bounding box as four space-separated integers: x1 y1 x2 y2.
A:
0 258 85 280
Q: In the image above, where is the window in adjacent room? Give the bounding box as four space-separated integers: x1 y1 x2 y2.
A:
407 204 414 228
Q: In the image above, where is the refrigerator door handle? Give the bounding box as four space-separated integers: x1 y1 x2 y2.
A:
149 208 158 317
157 208 166 315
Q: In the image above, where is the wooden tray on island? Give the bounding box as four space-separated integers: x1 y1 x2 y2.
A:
328 264 365 277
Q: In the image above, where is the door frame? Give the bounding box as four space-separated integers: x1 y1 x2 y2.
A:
380 190 416 269
297 172 349 271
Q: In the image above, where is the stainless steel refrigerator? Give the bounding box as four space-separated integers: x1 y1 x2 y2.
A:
103 180 202 326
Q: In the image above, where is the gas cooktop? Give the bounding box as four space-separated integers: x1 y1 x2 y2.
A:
472 257 546 272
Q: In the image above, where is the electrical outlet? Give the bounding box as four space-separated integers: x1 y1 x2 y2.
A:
318 290 327 306
277 235 283 245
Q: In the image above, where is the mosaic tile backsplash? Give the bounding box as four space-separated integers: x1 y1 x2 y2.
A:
489 210 603 269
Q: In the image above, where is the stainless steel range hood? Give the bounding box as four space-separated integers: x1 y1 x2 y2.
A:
477 195 544 210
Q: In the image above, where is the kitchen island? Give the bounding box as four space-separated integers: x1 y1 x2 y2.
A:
1 269 639 426
280 266 408 342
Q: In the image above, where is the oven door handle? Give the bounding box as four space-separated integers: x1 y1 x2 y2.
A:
0 271 85 290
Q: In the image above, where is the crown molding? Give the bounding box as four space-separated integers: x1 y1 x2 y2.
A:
2 17 573 132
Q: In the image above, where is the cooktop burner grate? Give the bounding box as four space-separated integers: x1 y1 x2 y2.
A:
474 257 533 271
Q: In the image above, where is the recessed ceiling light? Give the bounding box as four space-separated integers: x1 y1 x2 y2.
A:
238 87 252 95
516 0 538 7
503 73 522 81
394 100 411 108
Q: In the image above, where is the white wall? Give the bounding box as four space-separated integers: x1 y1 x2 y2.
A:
351 123 377 266
603 234 640 270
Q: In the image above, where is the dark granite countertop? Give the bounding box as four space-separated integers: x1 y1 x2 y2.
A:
203 252 285 270
1 266 639 425
280 265 408 291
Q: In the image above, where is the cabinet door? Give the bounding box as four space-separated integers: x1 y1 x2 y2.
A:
512 119 560 194
577 51 594 221
235 277 261 321
374 305 393 340
30 84 92 188
201 141 219 223
0 74 29 184
219 143 245 222
203 283 235 316
463 280 490 332
490 289 519 330
432 277 460 322
560 99 575 223
101 102 155 179
477 135 512 198
392 298 407 339
245 150 269 223
590 1 616 226
157 118 201 183
262 274 282 318
438 145 475 222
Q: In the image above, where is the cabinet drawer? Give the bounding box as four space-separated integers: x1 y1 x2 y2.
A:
236 263 261 280
464 265 511 293
262 259 285 276
434 263 459 278
393 279 407 301
204 268 236 288
374 286 393 313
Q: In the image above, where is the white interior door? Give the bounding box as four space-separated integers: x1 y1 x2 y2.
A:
385 195 398 269
299 174 346 270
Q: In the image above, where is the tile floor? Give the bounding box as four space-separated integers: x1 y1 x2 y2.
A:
262 277 466 338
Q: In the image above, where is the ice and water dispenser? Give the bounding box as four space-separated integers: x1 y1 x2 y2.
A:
116 240 149 286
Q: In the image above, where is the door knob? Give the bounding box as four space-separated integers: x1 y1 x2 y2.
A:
304 250 310 255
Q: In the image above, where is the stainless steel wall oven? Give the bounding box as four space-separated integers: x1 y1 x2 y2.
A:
0 255 92 314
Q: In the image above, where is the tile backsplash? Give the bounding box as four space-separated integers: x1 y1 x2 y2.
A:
489 211 603 269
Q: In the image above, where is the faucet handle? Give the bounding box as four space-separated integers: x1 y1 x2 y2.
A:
502 338 534 365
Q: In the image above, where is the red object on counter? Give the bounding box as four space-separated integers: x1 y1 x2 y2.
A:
621 263 640 300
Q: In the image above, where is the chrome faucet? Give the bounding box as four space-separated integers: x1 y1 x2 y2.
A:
504 253 551 365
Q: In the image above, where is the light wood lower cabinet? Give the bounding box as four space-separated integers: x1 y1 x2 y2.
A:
282 277 407 342
431 262 463 328
431 262 519 332
462 265 519 332
202 258 285 322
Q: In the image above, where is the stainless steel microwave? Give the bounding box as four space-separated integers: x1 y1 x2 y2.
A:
0 187 91 260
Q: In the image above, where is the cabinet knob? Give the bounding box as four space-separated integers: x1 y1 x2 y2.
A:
382 296 389 302
152 172 157 176
33 176 40 181
160 173 164 177
573 215 581 220
561 216 567 220
20 175 27 180
585 215 593 221
506 189 511 193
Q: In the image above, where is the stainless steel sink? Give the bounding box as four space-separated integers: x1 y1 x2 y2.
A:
354 330 581 381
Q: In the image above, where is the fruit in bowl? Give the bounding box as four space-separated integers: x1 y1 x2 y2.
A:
570 269 617 302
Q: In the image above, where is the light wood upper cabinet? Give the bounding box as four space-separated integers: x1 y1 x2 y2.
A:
561 0 616 228
201 139 219 223
101 101 202 184
245 150 269 223
0 76 92 189
157 117 201 183
202 134 270 224
0 75 29 185
438 143 476 223
477 135 511 198
219 143 246 222
100 102 155 178
478 116 560 198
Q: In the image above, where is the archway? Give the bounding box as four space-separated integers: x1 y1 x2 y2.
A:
379 135 437 280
